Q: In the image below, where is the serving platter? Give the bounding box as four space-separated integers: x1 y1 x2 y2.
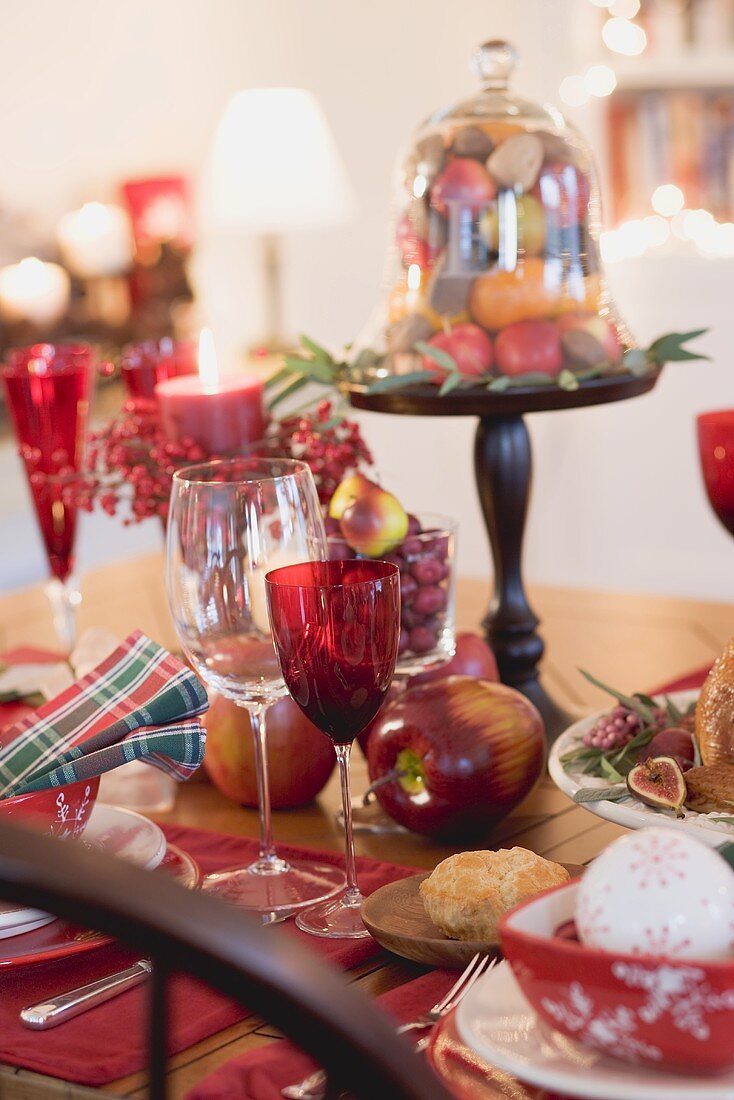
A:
548 690 734 848
361 865 583 968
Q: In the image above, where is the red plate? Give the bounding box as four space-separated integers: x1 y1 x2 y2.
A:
0 843 199 968
427 1010 569 1100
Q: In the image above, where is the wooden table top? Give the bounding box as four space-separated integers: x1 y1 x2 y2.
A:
0 552 732 1099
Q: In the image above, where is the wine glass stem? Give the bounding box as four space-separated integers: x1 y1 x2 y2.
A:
247 702 280 869
335 742 361 905
44 576 80 653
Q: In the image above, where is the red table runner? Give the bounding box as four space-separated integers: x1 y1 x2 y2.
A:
0 824 420 1086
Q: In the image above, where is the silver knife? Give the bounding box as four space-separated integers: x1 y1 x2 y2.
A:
20 960 152 1029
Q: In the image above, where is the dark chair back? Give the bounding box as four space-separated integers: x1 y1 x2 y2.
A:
0 822 454 1100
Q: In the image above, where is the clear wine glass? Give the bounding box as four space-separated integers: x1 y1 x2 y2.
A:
265 559 400 938
166 457 345 915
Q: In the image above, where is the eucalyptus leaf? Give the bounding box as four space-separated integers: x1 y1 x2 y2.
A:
716 841 734 870
647 329 710 364
299 334 335 363
438 372 464 396
600 756 625 783
366 371 436 393
414 341 457 373
578 669 658 725
266 374 310 410
558 369 579 392
666 697 682 724
623 348 649 377
573 785 628 804
487 376 511 393
263 365 294 391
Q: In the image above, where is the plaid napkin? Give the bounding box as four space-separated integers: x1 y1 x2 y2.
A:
0 631 207 797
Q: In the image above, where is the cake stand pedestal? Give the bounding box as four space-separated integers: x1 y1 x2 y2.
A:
349 371 660 742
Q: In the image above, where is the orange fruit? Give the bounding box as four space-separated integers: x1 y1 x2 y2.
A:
469 258 559 331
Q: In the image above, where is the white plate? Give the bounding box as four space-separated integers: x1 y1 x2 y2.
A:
456 960 734 1100
0 913 55 939
0 805 167 936
548 690 734 848
82 803 167 870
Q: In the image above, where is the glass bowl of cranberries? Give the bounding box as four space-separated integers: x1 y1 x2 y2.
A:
326 512 457 677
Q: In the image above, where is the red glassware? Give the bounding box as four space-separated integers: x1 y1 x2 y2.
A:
698 411 734 536
266 559 400 938
120 337 196 399
2 344 93 583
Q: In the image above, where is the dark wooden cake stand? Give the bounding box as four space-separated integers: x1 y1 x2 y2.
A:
349 371 661 741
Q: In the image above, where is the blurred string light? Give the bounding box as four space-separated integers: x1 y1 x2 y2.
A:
602 17 647 55
560 64 617 105
651 183 685 217
602 16 647 54
609 0 640 17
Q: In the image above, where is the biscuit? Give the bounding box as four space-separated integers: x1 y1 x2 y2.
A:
419 847 569 942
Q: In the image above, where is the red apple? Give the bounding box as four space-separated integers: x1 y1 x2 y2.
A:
411 631 499 687
356 633 500 758
203 692 335 809
430 159 497 217
423 323 493 378
367 677 545 840
495 319 563 377
339 486 409 558
557 312 622 365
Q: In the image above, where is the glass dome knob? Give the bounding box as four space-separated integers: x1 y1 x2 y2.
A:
470 40 518 90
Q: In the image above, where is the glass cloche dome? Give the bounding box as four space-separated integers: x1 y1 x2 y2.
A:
353 40 634 388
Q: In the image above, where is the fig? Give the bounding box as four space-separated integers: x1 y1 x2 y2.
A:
626 756 687 817
638 728 695 772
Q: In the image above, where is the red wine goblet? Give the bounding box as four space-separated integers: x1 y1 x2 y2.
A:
265 559 400 939
698 411 734 537
1 343 94 649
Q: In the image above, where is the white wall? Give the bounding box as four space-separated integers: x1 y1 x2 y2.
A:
1 0 732 603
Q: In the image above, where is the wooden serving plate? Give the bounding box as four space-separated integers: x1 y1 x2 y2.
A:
361 865 583 969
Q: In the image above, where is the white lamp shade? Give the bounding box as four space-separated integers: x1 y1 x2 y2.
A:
204 87 354 235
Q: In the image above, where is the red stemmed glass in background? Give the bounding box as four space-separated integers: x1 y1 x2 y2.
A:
265 559 400 938
697 411 734 536
1 344 94 649
120 337 196 399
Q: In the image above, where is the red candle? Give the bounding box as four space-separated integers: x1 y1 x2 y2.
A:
155 329 265 454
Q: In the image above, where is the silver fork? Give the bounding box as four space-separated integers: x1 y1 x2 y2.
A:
281 953 495 1100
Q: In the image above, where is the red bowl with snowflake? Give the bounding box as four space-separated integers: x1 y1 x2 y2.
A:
0 777 99 840
499 879 734 1074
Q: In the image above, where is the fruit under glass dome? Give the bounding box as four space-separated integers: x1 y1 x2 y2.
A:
353 40 634 390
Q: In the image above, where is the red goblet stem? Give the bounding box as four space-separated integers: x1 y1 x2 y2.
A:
335 742 361 904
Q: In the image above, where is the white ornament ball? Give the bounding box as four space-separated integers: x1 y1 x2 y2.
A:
576 826 734 960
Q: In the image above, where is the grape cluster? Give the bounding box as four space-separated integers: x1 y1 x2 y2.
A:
583 705 641 750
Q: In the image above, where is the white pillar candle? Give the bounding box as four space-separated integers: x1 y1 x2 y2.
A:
57 202 134 278
0 257 71 327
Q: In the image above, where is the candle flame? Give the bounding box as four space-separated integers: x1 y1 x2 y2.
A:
198 327 219 391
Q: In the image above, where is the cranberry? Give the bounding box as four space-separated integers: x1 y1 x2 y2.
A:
406 514 422 536
413 585 447 616
398 628 410 655
401 607 423 631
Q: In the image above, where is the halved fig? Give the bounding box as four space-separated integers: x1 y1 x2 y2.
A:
626 756 686 817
